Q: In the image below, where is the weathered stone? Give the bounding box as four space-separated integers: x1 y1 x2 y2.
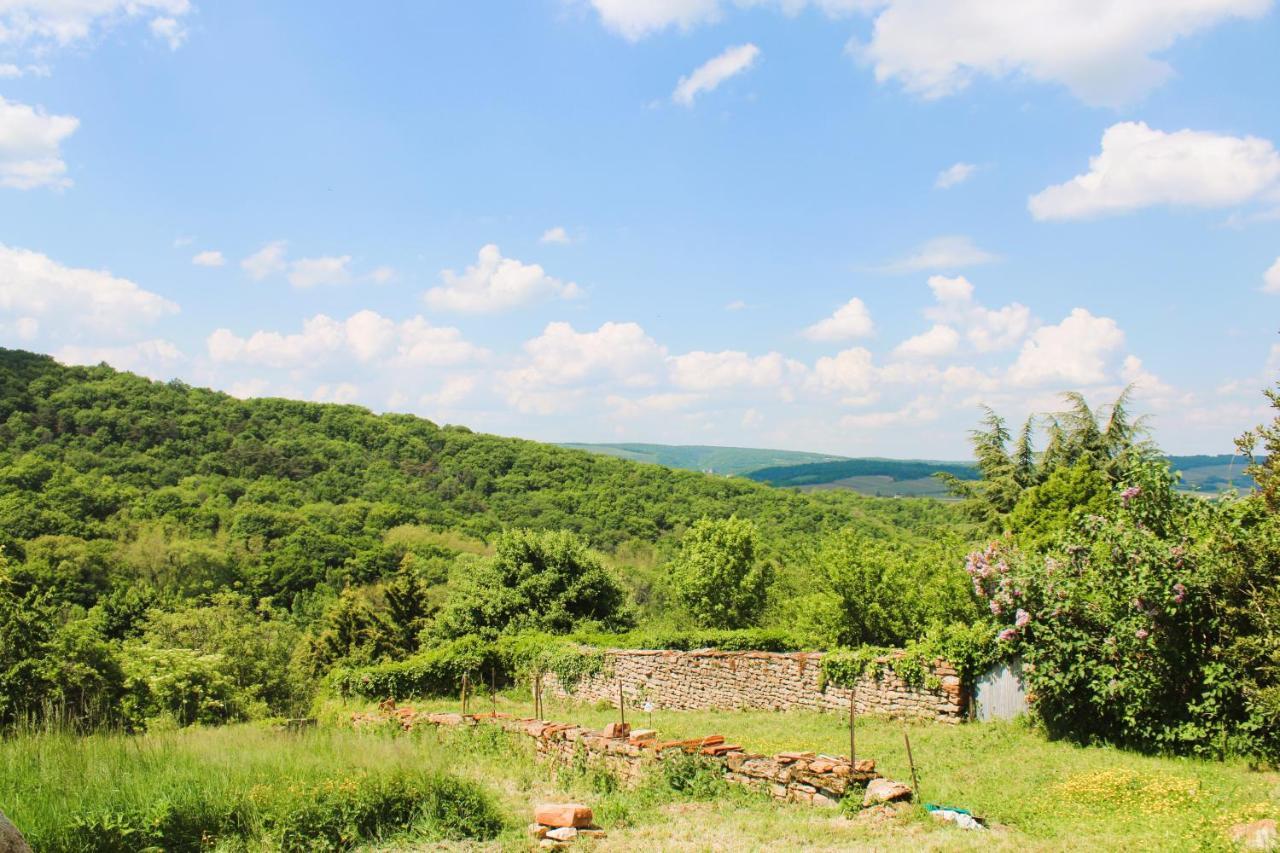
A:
546 827 578 842
1230 819 1279 850
535 803 593 828
579 827 608 839
628 728 657 743
528 823 548 839
863 778 912 806
0 811 31 853
602 721 631 739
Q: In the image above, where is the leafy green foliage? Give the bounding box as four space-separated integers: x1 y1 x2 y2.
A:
671 517 772 629
433 529 629 639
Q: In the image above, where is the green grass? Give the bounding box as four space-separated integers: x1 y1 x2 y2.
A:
0 724 507 851
8 698 1280 851
336 694 1280 851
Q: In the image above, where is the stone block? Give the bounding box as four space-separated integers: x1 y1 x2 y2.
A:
534 803 593 828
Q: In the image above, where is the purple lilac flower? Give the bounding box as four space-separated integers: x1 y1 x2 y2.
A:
1121 485 1141 505
1015 609 1031 628
989 599 1003 615
1135 628 1150 640
1172 583 1187 604
997 628 1017 642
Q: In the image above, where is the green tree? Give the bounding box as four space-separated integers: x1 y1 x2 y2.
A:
671 517 772 629
433 529 629 639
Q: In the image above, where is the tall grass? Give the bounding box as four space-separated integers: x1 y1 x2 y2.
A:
0 724 507 851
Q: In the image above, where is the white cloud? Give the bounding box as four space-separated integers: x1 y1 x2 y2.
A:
587 0 873 40
803 297 874 342
311 383 361 405
606 392 701 419
191 250 224 267
673 43 760 107
892 323 959 359
1120 355 1185 406
1263 257 1280 294
148 15 187 50
0 0 194 52
924 275 1032 352
0 96 78 190
0 63 47 78
207 311 486 369
840 396 940 429
540 226 571 244
509 321 666 387
425 244 580 313
1029 123 1280 221
880 235 998 273
241 241 288 280
857 0 1272 107
288 254 352 288
421 375 478 408
725 299 747 311
935 162 976 189
0 244 177 336
368 265 396 284
55 339 184 379
1008 308 1125 387
810 346 876 397
668 350 805 392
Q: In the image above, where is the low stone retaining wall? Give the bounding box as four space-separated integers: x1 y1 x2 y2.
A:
543 649 964 722
353 707 882 808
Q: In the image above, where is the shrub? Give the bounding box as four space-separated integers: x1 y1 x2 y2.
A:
671 517 772 629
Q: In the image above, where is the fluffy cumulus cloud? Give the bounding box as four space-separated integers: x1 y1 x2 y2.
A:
879 235 998 273
1008 308 1125 386
0 0 194 52
207 311 486 370
810 346 876 398
1029 123 1280 221
55 339 184 378
0 244 177 337
672 43 760 106
1261 257 1280 294
935 162 976 189
857 0 1272 107
923 275 1032 352
507 321 666 389
0 96 78 190
425 244 581 313
802 297 874 341
668 350 805 392
892 323 959 359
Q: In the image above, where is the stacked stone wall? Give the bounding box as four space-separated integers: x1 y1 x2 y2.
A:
543 649 963 722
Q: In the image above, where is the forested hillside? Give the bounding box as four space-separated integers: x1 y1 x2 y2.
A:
0 349 966 729
558 443 846 476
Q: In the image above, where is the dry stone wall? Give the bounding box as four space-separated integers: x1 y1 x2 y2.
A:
543 649 964 722
353 707 882 808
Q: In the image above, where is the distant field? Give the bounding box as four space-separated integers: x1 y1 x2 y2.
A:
558 442 847 476
564 443 1258 499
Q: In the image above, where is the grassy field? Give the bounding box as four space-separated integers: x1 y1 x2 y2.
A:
337 694 1280 851
5 698 1279 851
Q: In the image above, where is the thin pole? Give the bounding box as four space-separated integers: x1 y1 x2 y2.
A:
461 673 468 715
848 689 856 769
617 679 626 727
903 726 921 805
490 666 496 717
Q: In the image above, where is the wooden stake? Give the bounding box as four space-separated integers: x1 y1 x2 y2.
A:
902 726 921 806
461 673 468 715
490 666 496 717
617 679 626 726
848 689 856 768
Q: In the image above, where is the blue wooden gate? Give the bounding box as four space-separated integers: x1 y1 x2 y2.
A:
972 657 1028 721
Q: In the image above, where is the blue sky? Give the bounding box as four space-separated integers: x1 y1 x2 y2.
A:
1 0 1278 458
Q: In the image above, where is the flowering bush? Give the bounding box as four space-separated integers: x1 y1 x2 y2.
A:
975 459 1280 759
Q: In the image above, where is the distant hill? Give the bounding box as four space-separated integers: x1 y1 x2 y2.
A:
562 442 1258 499
556 443 846 476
